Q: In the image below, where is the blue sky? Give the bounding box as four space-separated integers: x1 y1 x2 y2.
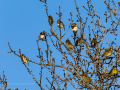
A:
0 0 120 90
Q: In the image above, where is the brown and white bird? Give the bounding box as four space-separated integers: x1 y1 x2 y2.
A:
71 23 78 36
66 39 74 50
48 16 54 26
57 20 65 30
102 47 112 57
91 38 97 47
37 31 45 41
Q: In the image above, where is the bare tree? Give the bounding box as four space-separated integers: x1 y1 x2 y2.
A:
0 71 8 90
8 0 120 90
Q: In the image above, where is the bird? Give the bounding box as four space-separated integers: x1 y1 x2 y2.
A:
91 38 97 47
82 73 92 83
48 16 54 26
37 31 45 41
82 73 92 89
66 39 74 50
20 54 28 64
118 1 120 6
19 49 29 65
102 47 112 57
75 38 82 46
71 23 78 36
57 20 65 30
110 66 117 76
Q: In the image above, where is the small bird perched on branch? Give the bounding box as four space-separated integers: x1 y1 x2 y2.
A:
102 47 112 57
66 39 75 51
71 23 78 36
48 16 54 26
57 20 65 30
118 1 120 6
82 73 92 83
19 49 29 66
20 54 28 64
105 66 118 84
19 49 29 65
91 38 97 47
82 73 92 89
37 31 45 41
75 38 82 46
109 66 117 76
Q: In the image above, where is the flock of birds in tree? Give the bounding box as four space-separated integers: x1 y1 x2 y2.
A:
19 15 118 84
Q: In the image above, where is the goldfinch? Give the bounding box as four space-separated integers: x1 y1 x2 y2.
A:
102 47 112 57
21 54 28 64
37 31 45 41
48 16 54 26
71 23 78 36
110 66 117 76
82 73 92 83
57 20 65 30
66 39 74 50
82 73 92 88
118 1 120 6
75 38 82 46
91 38 97 47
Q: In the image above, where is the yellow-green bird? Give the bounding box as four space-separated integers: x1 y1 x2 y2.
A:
20 54 28 64
102 47 112 57
66 39 74 50
82 73 92 83
37 31 45 41
75 38 82 46
57 20 65 30
71 23 78 36
110 66 117 76
82 73 92 88
91 38 97 47
48 16 54 26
